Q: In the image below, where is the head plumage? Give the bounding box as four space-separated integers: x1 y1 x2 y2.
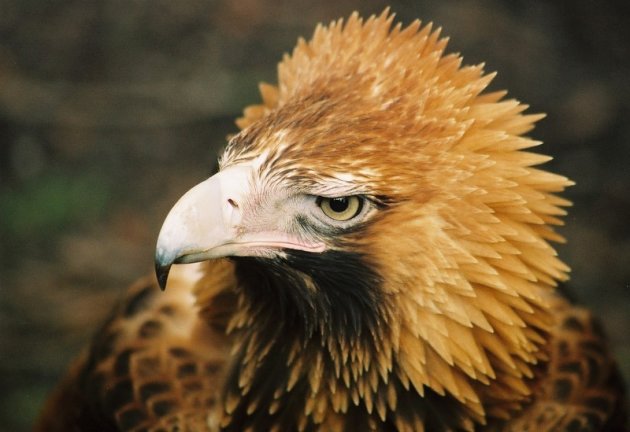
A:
225 8 574 424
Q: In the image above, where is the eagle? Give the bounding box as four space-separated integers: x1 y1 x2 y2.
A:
36 10 626 432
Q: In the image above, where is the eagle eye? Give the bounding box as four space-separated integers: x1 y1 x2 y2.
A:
317 196 363 221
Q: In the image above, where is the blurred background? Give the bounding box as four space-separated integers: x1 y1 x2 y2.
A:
0 0 628 430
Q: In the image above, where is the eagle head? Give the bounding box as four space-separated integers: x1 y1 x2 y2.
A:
155 10 573 428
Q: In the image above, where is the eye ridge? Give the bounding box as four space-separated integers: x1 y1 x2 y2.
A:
317 196 364 221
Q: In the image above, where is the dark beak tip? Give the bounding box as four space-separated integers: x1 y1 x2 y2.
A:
155 262 172 291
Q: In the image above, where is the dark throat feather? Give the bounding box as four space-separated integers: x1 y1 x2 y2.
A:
221 251 472 431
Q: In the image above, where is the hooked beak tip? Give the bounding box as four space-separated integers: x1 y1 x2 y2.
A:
155 245 179 290
155 262 171 291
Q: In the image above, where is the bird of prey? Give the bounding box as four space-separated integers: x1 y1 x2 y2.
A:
36 10 626 432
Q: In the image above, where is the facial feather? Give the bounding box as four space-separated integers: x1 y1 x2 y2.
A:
219 9 573 429
35 9 625 432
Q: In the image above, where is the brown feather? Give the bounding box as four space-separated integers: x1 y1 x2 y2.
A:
37 9 625 431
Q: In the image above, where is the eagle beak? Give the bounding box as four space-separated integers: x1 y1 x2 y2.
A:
155 165 252 290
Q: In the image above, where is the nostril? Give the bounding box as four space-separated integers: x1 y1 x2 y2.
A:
227 198 239 209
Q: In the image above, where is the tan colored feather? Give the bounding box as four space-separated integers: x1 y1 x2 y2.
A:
36 9 626 432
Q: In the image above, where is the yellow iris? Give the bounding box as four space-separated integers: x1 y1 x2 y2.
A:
319 196 362 221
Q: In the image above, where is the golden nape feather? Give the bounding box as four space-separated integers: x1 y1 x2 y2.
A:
36 9 625 432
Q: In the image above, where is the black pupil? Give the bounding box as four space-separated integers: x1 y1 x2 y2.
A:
329 197 349 213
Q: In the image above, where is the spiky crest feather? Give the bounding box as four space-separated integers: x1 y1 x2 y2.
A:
220 9 574 430
34 10 626 432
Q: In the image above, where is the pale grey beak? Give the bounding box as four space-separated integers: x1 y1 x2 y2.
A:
155 165 251 290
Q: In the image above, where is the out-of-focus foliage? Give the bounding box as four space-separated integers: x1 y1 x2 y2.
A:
1 172 111 243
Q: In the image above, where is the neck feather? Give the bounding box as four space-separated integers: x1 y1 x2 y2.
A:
216 253 530 431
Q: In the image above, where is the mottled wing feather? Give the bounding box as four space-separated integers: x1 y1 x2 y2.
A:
503 298 626 431
35 262 235 432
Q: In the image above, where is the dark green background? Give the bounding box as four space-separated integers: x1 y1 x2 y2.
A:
1 1 628 430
